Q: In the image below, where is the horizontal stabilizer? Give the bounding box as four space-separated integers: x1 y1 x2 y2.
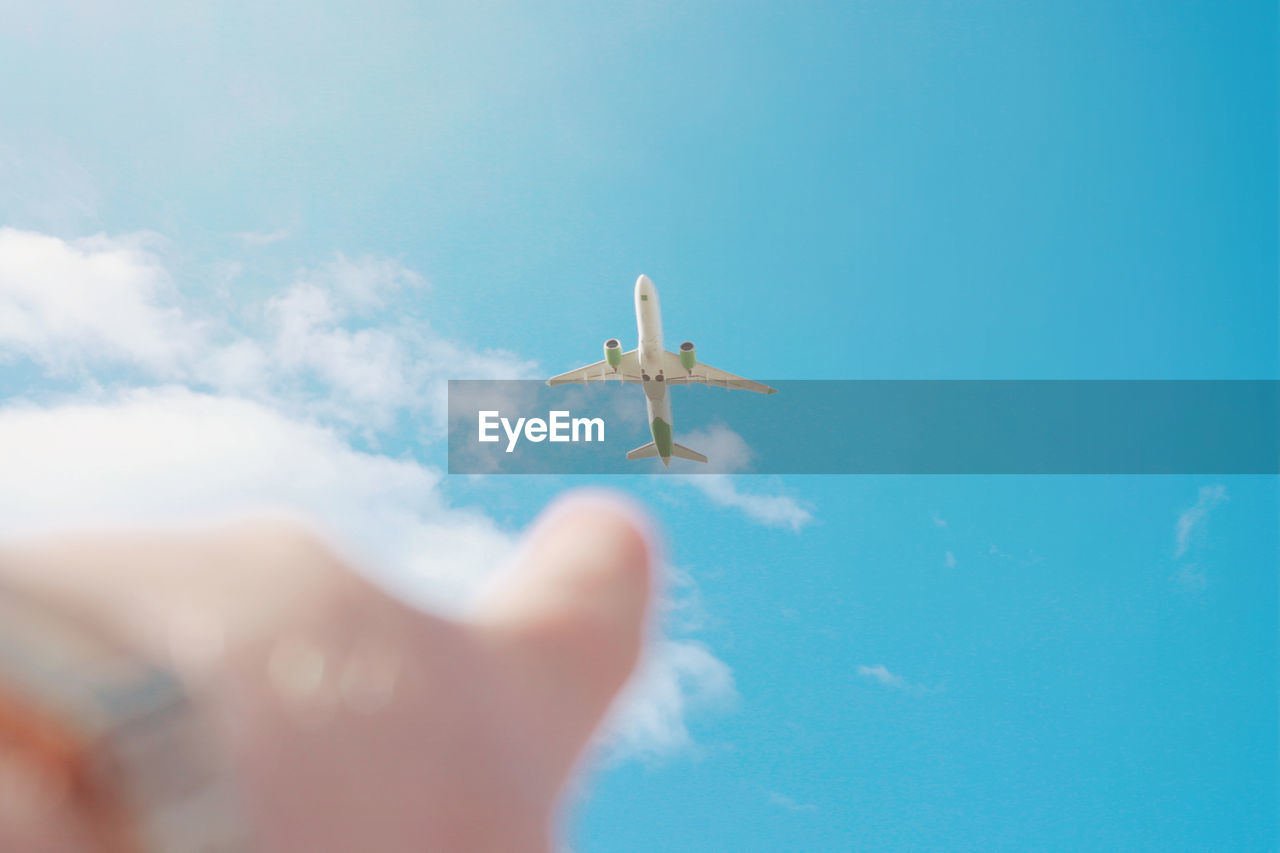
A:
670 443 708 463
626 441 709 464
626 442 660 460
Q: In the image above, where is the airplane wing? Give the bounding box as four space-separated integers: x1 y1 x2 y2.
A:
662 351 777 394
547 349 643 385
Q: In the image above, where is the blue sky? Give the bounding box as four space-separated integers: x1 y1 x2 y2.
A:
0 2 1276 850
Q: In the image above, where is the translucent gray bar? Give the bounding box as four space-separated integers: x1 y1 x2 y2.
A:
447 380 1279 475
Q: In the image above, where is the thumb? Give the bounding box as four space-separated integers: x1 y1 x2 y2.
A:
467 491 655 777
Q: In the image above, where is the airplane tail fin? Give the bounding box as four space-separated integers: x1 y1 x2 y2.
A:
625 442 709 464
670 443 708 463
626 442 660 460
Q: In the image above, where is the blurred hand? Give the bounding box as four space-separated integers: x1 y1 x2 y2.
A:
0 491 654 852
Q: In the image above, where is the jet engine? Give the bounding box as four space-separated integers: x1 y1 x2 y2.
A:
678 341 696 370
604 338 623 368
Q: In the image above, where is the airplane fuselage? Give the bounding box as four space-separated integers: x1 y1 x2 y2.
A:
546 273 774 465
634 274 676 460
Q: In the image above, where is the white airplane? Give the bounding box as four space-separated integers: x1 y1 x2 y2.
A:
547 274 776 466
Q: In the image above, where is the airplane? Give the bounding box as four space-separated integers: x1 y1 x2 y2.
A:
546 274 776 466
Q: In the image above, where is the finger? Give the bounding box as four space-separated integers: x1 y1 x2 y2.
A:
0 519 354 676
468 491 655 777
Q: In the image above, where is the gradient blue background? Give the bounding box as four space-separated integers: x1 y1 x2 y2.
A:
2 2 1276 850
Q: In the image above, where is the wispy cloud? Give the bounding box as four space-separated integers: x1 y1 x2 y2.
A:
856 663 942 695
676 425 814 532
1169 484 1227 594
677 423 754 474
986 543 1043 567
1171 563 1207 592
1175 484 1227 559
688 477 814 532
659 563 715 635
603 639 737 761
932 512 948 528
856 663 907 689
944 550 956 568
767 791 817 813
236 228 289 246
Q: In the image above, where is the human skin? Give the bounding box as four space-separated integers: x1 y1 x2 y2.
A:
0 491 654 852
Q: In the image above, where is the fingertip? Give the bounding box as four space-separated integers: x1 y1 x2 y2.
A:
531 489 658 569
530 488 656 583
470 489 659 687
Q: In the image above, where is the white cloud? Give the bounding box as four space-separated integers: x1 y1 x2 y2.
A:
1169 484 1227 595
856 663 907 689
0 387 509 606
658 564 714 635
289 252 425 313
679 423 754 474
689 477 814 532
246 255 535 429
602 639 737 761
1175 484 1227 559
0 230 535 431
944 550 956 568
767 791 817 813
932 512 948 528
0 227 200 374
264 280 420 425
198 338 272 393
856 663 943 695
676 424 814 532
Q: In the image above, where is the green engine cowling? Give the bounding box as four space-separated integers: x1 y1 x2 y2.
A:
678 341 696 370
604 338 623 368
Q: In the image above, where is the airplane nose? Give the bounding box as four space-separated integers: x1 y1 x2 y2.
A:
635 274 652 292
